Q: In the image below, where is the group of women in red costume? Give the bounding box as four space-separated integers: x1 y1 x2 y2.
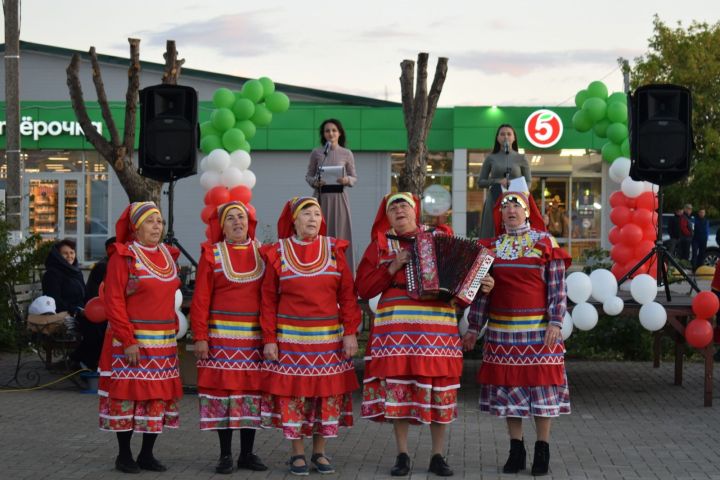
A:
98 184 570 478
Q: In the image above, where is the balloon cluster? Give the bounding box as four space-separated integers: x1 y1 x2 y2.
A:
686 291 720 349
200 78 290 155
607 158 659 280
571 81 629 163
565 270 624 338
629 274 666 331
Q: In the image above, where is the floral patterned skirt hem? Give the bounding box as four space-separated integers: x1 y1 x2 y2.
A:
479 382 571 418
260 393 353 440
99 396 179 432
361 376 459 425
198 392 263 430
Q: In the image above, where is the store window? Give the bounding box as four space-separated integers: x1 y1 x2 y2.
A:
391 151 453 226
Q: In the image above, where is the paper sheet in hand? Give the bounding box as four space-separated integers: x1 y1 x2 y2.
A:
319 165 345 182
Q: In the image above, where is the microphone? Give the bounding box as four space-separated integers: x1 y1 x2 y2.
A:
503 140 509 154
323 141 331 155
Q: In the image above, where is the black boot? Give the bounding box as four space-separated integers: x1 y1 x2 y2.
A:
391 452 411 476
531 441 550 476
428 453 454 476
502 438 526 473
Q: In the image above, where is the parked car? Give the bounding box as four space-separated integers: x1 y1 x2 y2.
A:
659 213 719 266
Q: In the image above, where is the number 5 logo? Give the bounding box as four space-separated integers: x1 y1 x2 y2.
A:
524 109 563 148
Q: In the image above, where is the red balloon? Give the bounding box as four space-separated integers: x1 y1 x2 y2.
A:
611 262 630 280
608 226 622 245
205 186 230 206
610 206 632 227
619 223 643 246
84 297 106 323
228 185 252 204
642 224 658 241
632 208 653 226
625 197 637 209
611 244 633 264
635 240 655 257
98 281 105 301
636 192 659 211
686 318 714 349
692 291 720 319
200 205 215 224
609 191 628 208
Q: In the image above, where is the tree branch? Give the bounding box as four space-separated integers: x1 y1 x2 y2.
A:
409 53 429 151
162 40 185 85
66 53 114 159
122 38 141 168
425 57 448 132
399 59 415 136
89 46 120 146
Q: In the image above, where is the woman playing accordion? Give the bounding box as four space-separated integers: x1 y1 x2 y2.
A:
356 192 494 477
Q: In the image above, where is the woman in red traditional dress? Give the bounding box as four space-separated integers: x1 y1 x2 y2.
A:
463 185 571 476
260 196 360 476
98 202 182 473
190 201 268 474
356 192 494 477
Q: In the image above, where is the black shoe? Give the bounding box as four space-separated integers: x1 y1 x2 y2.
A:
237 453 268 471
428 454 454 476
136 455 168 472
531 441 550 476
215 454 234 474
391 452 411 476
115 456 140 474
502 438 526 473
287 455 309 476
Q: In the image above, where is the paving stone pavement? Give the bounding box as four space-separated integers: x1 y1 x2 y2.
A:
1 354 719 480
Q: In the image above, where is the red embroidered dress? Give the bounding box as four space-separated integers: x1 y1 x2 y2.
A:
98 241 182 432
260 236 360 439
190 239 266 430
357 228 463 425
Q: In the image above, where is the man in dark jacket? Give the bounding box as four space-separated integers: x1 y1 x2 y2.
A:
667 208 682 257
692 209 709 269
678 204 694 262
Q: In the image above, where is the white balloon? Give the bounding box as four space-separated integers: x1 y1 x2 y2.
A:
176 311 189 340
572 302 599 331
589 269 618 303
221 167 245 188
639 301 667 331
368 295 380 314
561 311 573 340
621 176 644 198
458 308 470 336
566 272 592 304
229 150 252 171
199 171 221 190
207 149 231 173
609 157 631 183
630 274 658 305
174 289 183 311
602 296 624 316
241 170 257 189
199 155 210 172
642 181 659 193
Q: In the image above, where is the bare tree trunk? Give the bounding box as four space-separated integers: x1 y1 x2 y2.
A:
65 38 185 204
398 53 448 197
3 0 22 232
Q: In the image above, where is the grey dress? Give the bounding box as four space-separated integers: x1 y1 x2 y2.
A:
477 151 531 239
305 145 357 271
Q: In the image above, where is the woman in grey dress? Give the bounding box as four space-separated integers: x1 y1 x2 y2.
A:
477 124 531 239
305 118 357 270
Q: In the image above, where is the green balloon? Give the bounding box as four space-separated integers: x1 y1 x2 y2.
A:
582 97 607 122
211 108 236 132
587 80 609 100
200 135 222 154
222 128 246 152
607 122 628 144
235 119 257 140
265 92 290 113
621 138 631 158
572 109 593 132
241 80 264 103
200 121 220 138
240 140 252 153
232 98 255 121
259 76 275 99
593 119 610 138
606 101 628 124
250 103 273 127
574 89 590 109
601 141 622 163
212 88 235 109
607 91 627 104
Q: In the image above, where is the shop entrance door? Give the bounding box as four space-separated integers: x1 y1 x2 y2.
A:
23 173 85 258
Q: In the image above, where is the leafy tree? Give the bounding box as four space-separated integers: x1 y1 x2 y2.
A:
629 16 720 215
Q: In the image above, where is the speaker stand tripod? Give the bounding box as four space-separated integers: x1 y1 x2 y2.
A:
617 184 699 301
164 180 197 268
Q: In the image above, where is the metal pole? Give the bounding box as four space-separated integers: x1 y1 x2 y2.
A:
4 0 23 237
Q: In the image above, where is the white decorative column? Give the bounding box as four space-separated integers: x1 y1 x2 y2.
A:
452 148 468 236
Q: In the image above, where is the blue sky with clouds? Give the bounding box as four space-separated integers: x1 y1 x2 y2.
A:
5 0 719 106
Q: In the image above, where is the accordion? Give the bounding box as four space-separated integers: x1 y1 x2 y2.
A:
401 231 494 307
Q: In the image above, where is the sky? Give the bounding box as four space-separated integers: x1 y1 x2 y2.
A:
4 0 719 106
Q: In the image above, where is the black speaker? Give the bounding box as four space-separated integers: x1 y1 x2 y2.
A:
629 84 693 186
138 85 198 182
